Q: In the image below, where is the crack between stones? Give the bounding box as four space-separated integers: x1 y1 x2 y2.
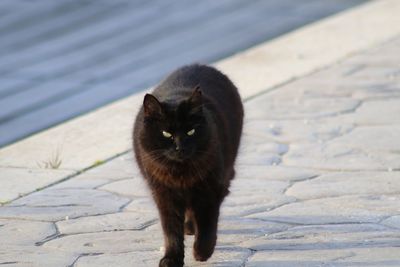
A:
68 252 104 267
36 220 158 246
5 150 130 205
240 248 257 267
93 176 134 190
332 251 357 262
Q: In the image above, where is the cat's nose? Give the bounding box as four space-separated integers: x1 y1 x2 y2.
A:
174 137 182 151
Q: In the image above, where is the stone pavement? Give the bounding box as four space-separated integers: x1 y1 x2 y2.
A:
1 36 400 267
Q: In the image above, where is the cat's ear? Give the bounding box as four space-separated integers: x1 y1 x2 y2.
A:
143 94 163 118
188 85 202 112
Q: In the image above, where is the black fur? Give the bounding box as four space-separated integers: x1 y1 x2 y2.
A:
133 64 243 267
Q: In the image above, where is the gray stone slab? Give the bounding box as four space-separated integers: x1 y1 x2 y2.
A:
56 212 157 235
1 188 130 221
247 195 400 225
0 167 73 203
246 247 400 267
242 223 398 251
287 172 400 200
42 229 161 254
0 246 77 267
284 142 400 171
246 94 361 120
0 219 56 246
98 178 149 198
381 216 400 230
235 165 319 182
74 246 251 267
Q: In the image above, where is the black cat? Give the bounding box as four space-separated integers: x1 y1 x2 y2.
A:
133 64 243 267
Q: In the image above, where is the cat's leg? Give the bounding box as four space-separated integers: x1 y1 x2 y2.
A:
192 197 220 261
184 208 196 235
153 189 185 267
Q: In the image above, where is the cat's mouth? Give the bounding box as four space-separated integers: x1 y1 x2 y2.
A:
164 149 193 162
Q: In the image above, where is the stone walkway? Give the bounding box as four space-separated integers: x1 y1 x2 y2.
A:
1 36 400 266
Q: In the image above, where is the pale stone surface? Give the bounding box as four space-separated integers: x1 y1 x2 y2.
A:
0 167 73 203
285 142 400 171
0 219 56 246
242 223 395 250
43 230 161 254
222 179 295 217
381 215 400 229
287 172 400 200
216 218 288 245
74 250 160 267
0 247 77 267
248 195 400 224
333 99 400 124
98 177 149 198
243 118 355 143
247 94 360 120
57 212 157 235
235 165 319 182
75 247 251 267
123 197 157 214
1 189 130 221
246 247 400 267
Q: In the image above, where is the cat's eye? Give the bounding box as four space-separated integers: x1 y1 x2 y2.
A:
162 131 172 138
187 129 195 136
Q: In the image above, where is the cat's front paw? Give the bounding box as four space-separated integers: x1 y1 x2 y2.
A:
159 256 183 267
193 237 216 262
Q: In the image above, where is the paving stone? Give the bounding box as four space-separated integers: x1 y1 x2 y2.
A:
222 179 294 217
381 215 400 230
334 125 400 152
123 197 157 214
0 247 77 267
236 152 281 166
235 165 319 182
247 195 400 224
51 176 111 190
287 172 400 200
77 152 139 181
0 219 56 246
246 93 360 120
0 167 73 203
43 228 161 254
185 246 251 267
328 98 400 125
285 125 400 170
74 250 160 267
98 177 149 198
246 247 400 267
1 189 130 221
285 142 400 171
242 223 399 251
74 246 250 267
243 118 354 143
216 218 288 245
57 211 157 235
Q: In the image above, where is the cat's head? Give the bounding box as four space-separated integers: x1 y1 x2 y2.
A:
139 87 209 162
